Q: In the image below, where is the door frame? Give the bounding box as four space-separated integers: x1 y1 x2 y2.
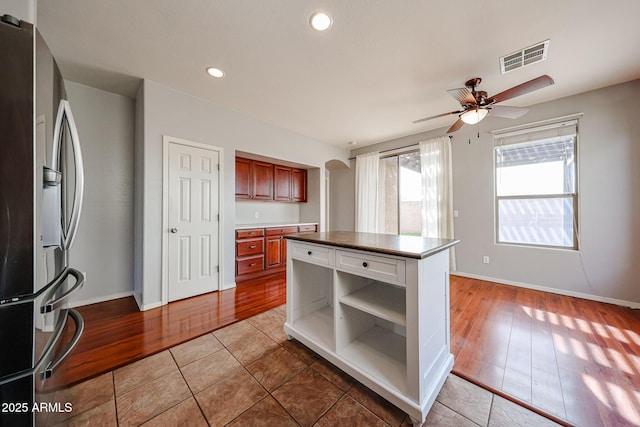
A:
161 135 224 305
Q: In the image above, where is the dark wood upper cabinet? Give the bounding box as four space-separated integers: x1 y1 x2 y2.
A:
236 157 307 203
252 161 274 200
291 168 307 202
235 157 252 199
274 166 292 202
235 157 274 200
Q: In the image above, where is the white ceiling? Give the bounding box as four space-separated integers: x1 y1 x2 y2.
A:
37 0 640 149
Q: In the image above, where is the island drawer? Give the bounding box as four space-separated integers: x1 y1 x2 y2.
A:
236 228 265 239
236 255 264 275
335 250 406 285
290 242 334 267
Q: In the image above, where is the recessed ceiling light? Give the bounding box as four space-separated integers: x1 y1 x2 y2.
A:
310 12 332 31
206 67 224 78
349 141 357 146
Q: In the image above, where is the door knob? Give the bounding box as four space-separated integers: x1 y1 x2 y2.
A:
170 228 178 233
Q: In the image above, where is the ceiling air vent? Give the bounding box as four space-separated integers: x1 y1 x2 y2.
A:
500 40 549 74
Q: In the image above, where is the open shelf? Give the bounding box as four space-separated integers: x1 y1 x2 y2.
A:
292 305 334 350
339 325 407 395
339 282 406 327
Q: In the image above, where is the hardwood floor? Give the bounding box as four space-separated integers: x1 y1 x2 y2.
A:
450 275 640 427
44 274 286 393
47 273 640 426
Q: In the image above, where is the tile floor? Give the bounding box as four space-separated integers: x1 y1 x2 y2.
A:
40 305 561 426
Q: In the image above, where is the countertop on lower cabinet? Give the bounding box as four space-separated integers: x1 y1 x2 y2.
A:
235 222 318 230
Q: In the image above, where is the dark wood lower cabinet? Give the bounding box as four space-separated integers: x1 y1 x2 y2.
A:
236 255 265 275
265 236 283 269
236 224 316 282
265 226 297 270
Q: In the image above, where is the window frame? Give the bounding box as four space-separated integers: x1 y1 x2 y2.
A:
493 121 579 250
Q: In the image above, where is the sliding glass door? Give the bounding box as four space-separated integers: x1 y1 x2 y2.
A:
378 151 422 236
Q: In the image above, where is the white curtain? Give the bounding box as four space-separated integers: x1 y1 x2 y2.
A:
420 136 456 270
355 151 380 232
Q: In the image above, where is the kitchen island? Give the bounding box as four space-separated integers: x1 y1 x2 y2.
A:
284 231 459 426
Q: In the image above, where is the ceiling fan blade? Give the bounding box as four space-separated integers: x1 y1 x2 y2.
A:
447 87 476 105
447 118 465 133
489 75 554 104
489 105 529 119
413 110 460 124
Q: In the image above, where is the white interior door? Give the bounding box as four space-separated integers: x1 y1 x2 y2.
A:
167 142 220 302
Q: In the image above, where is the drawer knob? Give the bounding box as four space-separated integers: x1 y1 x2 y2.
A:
249 245 256 249
248 263 256 267
307 250 312 256
362 262 368 268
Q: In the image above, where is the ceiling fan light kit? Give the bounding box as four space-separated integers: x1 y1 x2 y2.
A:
460 108 488 125
413 75 555 133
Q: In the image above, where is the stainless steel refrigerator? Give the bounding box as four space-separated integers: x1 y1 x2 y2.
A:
0 13 86 426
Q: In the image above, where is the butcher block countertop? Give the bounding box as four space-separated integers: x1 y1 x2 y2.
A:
285 231 459 259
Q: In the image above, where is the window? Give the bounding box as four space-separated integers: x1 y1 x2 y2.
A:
494 120 578 249
378 150 422 236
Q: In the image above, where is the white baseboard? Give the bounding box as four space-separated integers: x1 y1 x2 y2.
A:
132 292 163 311
222 281 236 290
70 291 133 308
451 271 640 309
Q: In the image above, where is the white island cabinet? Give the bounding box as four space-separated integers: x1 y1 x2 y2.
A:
284 231 459 426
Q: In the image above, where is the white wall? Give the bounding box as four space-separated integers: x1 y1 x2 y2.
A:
136 79 348 308
335 80 640 305
329 159 356 231
1 0 35 23
300 168 323 230
133 82 145 307
235 201 299 225
65 80 135 305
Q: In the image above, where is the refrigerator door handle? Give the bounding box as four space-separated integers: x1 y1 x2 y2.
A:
0 308 85 386
52 99 84 250
0 269 65 307
40 268 85 314
40 309 84 380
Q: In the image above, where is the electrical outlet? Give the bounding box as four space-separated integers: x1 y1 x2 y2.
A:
254 211 259 219
483 256 490 264
453 210 459 218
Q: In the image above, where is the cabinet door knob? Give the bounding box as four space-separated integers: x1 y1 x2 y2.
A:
362 262 368 268
170 228 178 233
307 251 312 256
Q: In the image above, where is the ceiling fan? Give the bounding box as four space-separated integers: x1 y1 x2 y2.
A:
413 75 554 133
